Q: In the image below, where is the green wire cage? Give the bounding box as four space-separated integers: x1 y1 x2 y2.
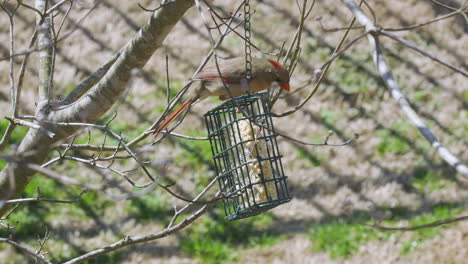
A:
204 92 291 221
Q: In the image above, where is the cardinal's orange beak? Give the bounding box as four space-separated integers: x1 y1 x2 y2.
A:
279 83 290 92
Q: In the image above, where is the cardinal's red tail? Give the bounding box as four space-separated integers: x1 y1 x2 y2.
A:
154 100 193 135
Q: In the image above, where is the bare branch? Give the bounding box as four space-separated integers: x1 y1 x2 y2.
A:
365 214 468 231
36 227 51 258
137 0 175 13
0 2 17 116
41 154 132 168
0 0 195 217
46 0 72 14
26 163 103 190
0 238 52 264
383 8 464 31
19 2 43 16
16 28 38 116
380 31 468 78
203 0 278 56
168 177 219 228
0 123 16 151
36 0 54 104
431 0 462 11
269 0 315 107
61 52 121 105
5 188 88 204
5 117 55 138
278 129 358 147
273 2 361 117
342 0 468 177
58 143 124 152
1 200 18 218
317 16 364 32
130 1 245 147
61 196 218 264
0 1 97 62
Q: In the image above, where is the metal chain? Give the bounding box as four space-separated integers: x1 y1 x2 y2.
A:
244 0 252 81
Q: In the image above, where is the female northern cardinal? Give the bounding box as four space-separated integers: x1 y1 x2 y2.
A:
154 57 290 134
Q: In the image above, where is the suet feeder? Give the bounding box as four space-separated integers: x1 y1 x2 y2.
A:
204 92 291 220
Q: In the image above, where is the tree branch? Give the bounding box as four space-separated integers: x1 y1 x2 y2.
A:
342 0 468 177
5 188 87 204
61 52 121 105
380 30 468 78
0 0 195 217
61 196 217 264
35 0 53 104
0 238 52 264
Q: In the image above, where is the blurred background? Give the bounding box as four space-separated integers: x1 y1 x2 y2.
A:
0 0 467 263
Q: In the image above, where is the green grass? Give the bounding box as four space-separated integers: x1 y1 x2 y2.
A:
308 204 465 259
309 216 383 258
0 119 28 145
412 167 445 192
182 212 284 264
0 174 111 233
0 119 28 170
294 146 324 167
0 176 59 238
128 194 172 222
411 90 430 103
376 121 413 156
377 129 409 156
173 129 214 193
174 129 213 168
0 159 5 171
401 205 463 254
320 109 342 125
464 112 468 133
463 90 468 104
330 52 379 96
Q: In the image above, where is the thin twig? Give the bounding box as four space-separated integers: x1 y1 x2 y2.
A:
362 214 468 231
0 123 16 151
5 117 55 138
168 177 219 228
15 28 38 116
383 9 463 31
135 1 244 147
0 238 52 264
273 1 363 117
36 227 50 257
203 0 277 56
166 54 171 105
342 0 468 177
0 1 99 62
277 129 358 146
137 0 174 12
431 0 461 11
0 3 18 117
5 188 88 204
269 0 315 107
26 163 103 190
61 194 219 264
46 0 71 14
19 2 43 16
380 30 468 78
317 16 364 32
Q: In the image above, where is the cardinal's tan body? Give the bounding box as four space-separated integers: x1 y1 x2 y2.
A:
155 57 290 135
188 57 289 101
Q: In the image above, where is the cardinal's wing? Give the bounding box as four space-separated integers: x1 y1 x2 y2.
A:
193 58 245 84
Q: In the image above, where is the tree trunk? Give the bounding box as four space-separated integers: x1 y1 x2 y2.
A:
0 0 195 217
